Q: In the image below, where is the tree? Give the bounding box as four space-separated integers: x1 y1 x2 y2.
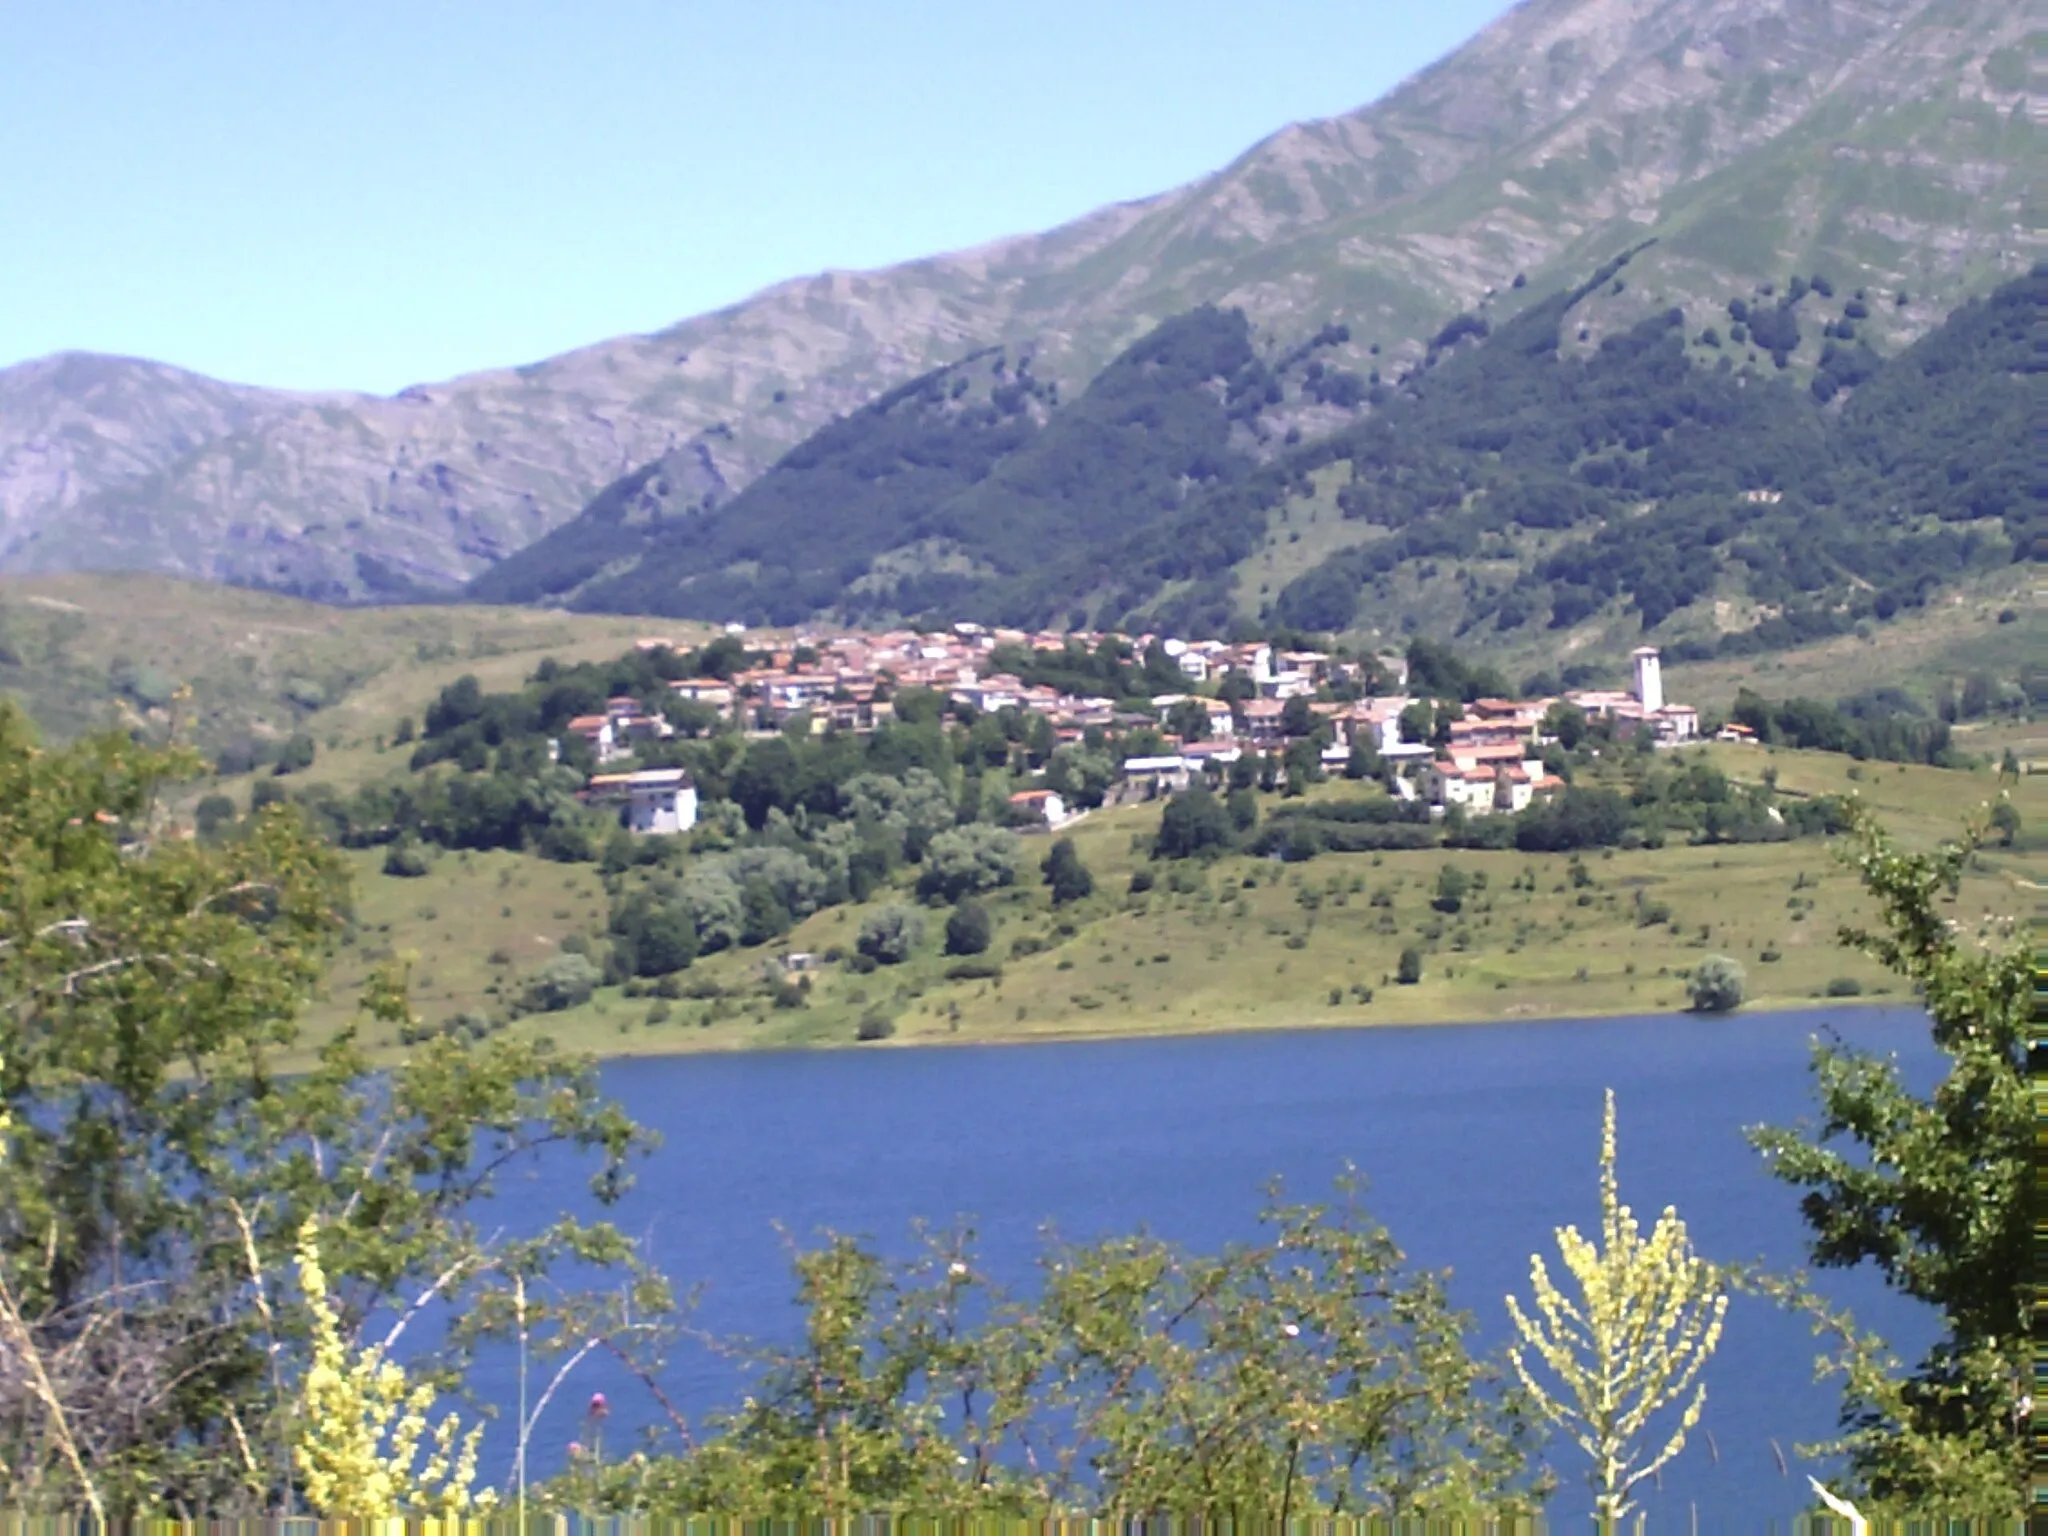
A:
857 905 925 966
1396 948 1423 985
1432 864 1470 915
1153 786 1235 861
1398 702 1434 746
1741 806 2032 1511
0 699 655 1517
274 733 317 775
1165 698 1211 742
1685 956 1745 1013
1541 702 1586 752
943 899 992 957
1506 1090 1726 1524
524 953 602 1011
1279 695 1319 739
1040 839 1094 906
1344 736 1382 781
586 1181 1551 1519
916 826 1022 904
194 793 238 841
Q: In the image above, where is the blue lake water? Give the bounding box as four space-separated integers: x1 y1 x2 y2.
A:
470 1006 1946 1529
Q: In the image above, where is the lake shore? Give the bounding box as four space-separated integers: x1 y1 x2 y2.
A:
522 987 1914 1065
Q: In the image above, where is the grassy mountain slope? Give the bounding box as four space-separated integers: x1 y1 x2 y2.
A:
1 0 2034 598
0 573 675 759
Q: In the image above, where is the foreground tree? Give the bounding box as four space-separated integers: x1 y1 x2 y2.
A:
1506 1090 1726 1525
548 1180 1553 1520
1742 803 2030 1513
0 701 655 1516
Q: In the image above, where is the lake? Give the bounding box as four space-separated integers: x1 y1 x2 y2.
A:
471 1006 1946 1529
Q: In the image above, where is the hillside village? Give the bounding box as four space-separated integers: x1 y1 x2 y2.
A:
570 623 1705 838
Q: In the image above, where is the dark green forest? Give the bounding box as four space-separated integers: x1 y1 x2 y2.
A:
466 258 2040 652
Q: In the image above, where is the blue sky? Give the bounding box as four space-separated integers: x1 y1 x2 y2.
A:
3 1 1514 394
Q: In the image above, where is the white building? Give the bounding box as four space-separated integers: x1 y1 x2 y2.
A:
586 768 699 836
1632 646 1665 716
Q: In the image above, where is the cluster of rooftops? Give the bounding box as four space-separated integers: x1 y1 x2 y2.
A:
564 625 1708 835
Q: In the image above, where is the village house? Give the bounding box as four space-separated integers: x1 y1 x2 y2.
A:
584 767 699 835
563 714 620 765
1240 697 1288 743
1121 754 1198 796
1006 788 1072 831
1422 756 1560 817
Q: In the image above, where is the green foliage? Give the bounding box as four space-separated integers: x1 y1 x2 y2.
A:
916 825 1022 904
1265 262 2033 646
478 309 1277 627
1685 955 1745 1013
1153 785 1235 861
545 1180 1551 1518
856 905 925 966
381 834 434 878
943 898 993 957
1741 805 2031 1513
0 699 654 1517
523 952 603 1012
1396 948 1423 985
1041 837 1095 906
1731 688 1957 766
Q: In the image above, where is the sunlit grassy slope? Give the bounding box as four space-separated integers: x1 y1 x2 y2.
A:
301 746 2043 1066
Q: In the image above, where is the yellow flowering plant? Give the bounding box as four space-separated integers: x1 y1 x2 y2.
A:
292 1217 493 1518
1505 1088 1727 1525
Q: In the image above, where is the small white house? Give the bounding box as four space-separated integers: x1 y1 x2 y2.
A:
587 768 699 836
627 769 698 835
1007 788 1071 830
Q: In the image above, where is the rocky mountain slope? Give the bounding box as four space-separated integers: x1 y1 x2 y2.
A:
0 0 2035 598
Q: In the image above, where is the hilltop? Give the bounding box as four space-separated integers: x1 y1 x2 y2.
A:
0 0 2035 598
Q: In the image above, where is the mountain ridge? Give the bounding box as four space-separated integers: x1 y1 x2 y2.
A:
0 0 2035 597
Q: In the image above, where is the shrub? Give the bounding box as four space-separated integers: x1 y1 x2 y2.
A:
917 826 1022 903
645 1000 673 1026
944 898 993 956
855 1012 897 1042
943 958 1003 982
382 837 434 878
1687 955 1746 1013
1825 976 1864 997
1127 868 1155 895
524 953 602 1013
1396 947 1423 985
857 904 925 966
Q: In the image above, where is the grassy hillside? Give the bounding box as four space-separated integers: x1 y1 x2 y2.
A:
295 744 2043 1066
0 572 689 759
